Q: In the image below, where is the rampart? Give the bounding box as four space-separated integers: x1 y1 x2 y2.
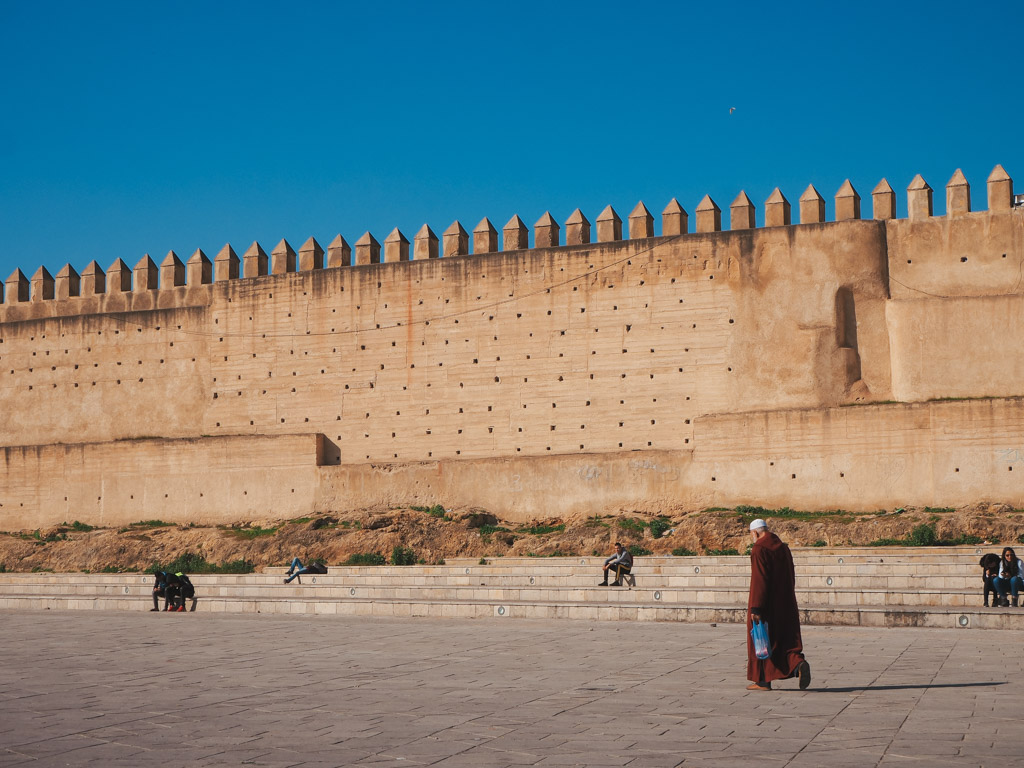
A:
1 167 1021 527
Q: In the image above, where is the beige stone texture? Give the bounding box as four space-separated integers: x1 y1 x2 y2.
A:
565 209 590 245
764 188 791 227
946 169 971 216
503 215 529 251
534 212 559 247
160 251 185 288
595 205 622 242
799 185 826 224
214 244 240 282
988 164 1013 211
243 242 269 278
354 232 381 265
835 180 861 220
327 235 351 268
872 178 897 220
133 255 158 291
661 199 688 236
55 264 80 300
414 225 439 260
384 228 410 262
80 261 105 297
442 221 468 258
187 249 213 285
694 195 721 232
0 178 1022 527
907 174 933 219
628 202 654 239
473 218 498 254
30 267 54 302
298 237 324 271
729 191 755 230
107 259 132 292
271 239 297 274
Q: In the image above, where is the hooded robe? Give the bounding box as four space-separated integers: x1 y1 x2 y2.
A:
746 531 805 683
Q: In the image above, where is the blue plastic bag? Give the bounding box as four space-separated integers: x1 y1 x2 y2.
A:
750 618 771 660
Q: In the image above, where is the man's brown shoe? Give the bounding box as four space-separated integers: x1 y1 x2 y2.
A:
797 660 811 690
746 682 771 691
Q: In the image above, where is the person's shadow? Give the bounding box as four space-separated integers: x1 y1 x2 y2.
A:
809 681 1005 693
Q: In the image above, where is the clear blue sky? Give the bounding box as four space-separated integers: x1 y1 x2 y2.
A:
1 1 1021 283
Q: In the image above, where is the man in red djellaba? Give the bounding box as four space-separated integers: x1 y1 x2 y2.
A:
746 518 811 691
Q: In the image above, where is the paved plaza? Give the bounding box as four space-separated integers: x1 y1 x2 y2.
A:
1 610 1022 767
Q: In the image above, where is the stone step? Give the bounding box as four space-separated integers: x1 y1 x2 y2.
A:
0 591 1019 630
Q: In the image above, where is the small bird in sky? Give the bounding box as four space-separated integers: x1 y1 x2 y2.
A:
729 107 736 114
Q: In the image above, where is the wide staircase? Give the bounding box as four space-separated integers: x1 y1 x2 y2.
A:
1 547 1020 630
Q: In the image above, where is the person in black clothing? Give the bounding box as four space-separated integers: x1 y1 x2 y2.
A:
151 571 168 612
980 552 1000 607
163 571 182 611
173 572 195 611
599 542 633 587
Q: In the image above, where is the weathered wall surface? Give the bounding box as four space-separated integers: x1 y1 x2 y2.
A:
1 169 1022 528
0 434 323 528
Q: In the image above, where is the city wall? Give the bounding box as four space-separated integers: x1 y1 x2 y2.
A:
1 168 1021 526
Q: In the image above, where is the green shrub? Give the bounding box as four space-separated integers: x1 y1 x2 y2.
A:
516 523 565 535
478 557 487 565
649 518 672 539
584 515 610 528
390 546 417 566
479 524 510 535
811 540 827 547
616 518 646 534
907 523 938 546
411 504 447 518
631 546 654 556
923 506 955 514
344 552 386 566
130 520 175 528
148 552 255 574
221 525 279 539
67 521 95 532
671 547 696 557
99 565 125 573
707 548 740 556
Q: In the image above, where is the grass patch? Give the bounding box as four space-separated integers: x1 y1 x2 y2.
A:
130 520 175 528
868 523 984 547
290 516 314 525
220 525 280 539
584 515 610 528
63 520 95 532
649 517 672 539
671 547 697 557
810 540 828 547
732 505 855 524
516 524 565 535
616 518 647 534
479 524 511 535
344 552 386 566
631 546 654 556
390 546 417 566
411 504 448 518
923 506 955 514
31 566 54 572
148 552 255 574
707 548 740 556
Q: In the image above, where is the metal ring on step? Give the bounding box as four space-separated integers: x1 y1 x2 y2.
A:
311 577 316 584
838 557 844 564
465 567 471 574
976 548 982 555
654 591 662 600
124 586 130 594
826 577 833 586
694 566 700 574
958 615 970 627
349 588 356 596
497 605 506 616
529 576 535 585
580 559 587 565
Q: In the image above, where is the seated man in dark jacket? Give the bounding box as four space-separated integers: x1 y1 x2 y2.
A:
599 542 633 587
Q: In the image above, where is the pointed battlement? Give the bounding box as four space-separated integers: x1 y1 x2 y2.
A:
0 165 1016 313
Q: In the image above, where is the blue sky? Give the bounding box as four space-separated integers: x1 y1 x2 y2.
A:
1 1 1021 283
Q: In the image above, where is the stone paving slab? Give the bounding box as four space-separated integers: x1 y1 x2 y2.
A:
1 610 1022 767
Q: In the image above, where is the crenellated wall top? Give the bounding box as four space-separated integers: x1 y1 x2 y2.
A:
0 165 1017 310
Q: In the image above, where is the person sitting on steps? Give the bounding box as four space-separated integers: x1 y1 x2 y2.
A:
994 547 1024 607
599 542 633 587
151 571 168 612
980 552 1000 607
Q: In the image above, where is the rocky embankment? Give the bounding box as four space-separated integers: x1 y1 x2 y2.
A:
1 503 1021 573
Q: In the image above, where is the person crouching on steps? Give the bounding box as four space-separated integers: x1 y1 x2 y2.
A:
599 542 633 587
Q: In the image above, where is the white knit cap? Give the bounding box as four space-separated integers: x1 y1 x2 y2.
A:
749 519 767 531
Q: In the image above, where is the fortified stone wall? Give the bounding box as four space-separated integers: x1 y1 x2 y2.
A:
1 167 1021 526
